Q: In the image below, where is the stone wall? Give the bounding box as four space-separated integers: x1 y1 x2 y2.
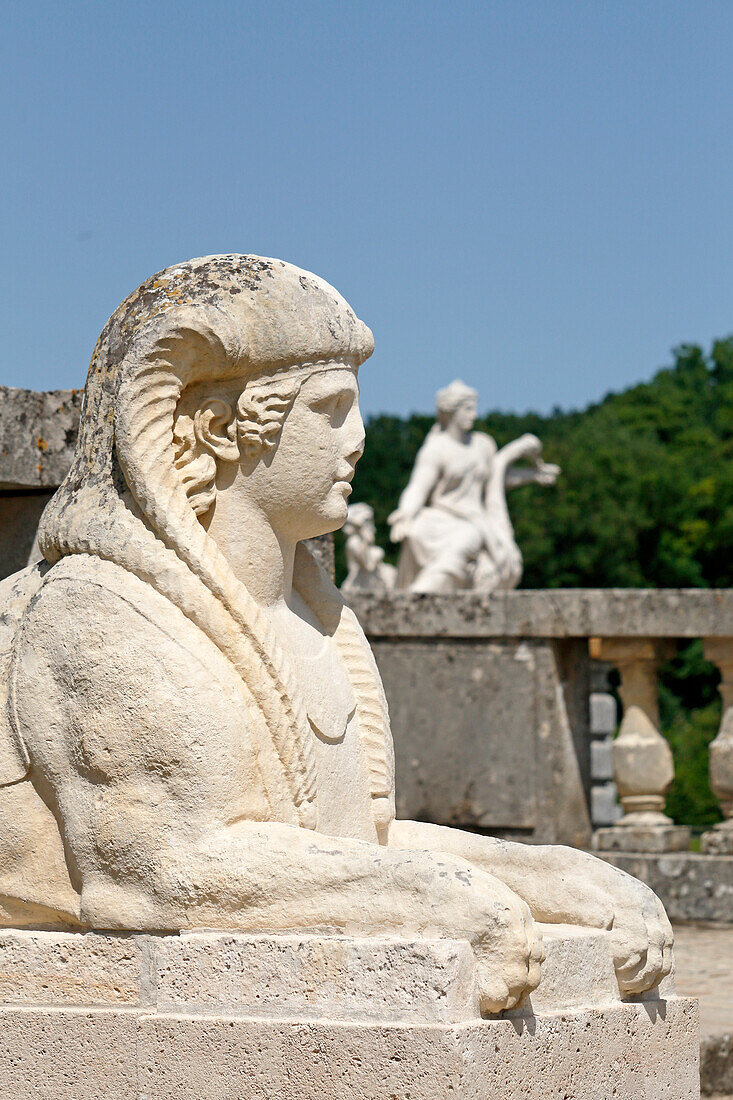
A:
0 386 81 577
348 590 733 849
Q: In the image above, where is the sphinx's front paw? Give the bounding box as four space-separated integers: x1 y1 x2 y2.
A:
476 895 544 1013
607 873 674 995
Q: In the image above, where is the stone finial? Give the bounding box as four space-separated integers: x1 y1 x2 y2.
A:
591 638 690 853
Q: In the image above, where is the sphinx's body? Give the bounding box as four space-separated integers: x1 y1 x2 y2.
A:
1 546 383 926
0 256 672 1014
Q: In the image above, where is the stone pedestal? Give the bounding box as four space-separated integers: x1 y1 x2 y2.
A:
590 638 691 853
0 927 699 1099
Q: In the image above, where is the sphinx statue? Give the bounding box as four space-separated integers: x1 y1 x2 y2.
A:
389 380 560 593
0 256 672 1015
340 502 396 595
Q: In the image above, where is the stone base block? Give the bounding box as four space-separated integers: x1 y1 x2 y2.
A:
593 823 692 853
0 927 699 1099
596 851 733 923
701 822 733 855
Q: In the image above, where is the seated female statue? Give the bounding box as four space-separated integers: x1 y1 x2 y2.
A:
389 379 560 593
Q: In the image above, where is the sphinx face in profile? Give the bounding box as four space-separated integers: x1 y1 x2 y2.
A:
178 367 366 548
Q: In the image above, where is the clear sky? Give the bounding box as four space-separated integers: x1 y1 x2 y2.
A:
3 1 733 417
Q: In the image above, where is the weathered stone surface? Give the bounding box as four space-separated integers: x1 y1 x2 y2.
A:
0 1007 139 1099
590 690 617 735
0 926 629 1022
598 853 733 923
0 929 142 1006
372 636 591 845
348 589 733 639
591 738 615 781
591 782 623 826
594 824 692 853
0 928 699 1099
134 1001 699 1100
0 386 81 489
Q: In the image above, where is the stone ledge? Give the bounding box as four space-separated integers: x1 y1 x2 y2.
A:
0 925 640 1023
0 386 81 489
347 590 733 640
0 999 700 1100
593 824 692 854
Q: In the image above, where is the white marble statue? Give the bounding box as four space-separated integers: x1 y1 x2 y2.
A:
341 502 396 596
389 380 560 593
0 256 671 1016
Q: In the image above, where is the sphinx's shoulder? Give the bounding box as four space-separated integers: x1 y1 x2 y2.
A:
14 554 237 702
34 553 175 622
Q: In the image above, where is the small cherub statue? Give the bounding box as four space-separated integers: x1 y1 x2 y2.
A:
341 502 396 596
0 257 670 1013
389 380 560 593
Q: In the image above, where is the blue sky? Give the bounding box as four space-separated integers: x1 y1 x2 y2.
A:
3 1 733 416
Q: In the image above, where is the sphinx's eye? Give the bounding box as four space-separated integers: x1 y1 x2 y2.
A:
311 389 353 426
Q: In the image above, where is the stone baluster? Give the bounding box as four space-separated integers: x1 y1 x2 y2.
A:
701 637 733 854
589 638 690 853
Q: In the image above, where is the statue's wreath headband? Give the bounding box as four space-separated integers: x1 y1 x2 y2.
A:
232 356 360 391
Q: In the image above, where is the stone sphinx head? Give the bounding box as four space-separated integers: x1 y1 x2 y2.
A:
40 254 374 564
34 256 392 834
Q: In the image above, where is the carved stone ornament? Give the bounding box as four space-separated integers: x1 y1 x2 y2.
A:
0 256 674 1013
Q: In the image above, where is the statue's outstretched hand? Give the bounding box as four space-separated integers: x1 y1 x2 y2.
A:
462 872 544 1013
387 509 411 543
534 460 561 485
541 848 673 995
603 866 674 995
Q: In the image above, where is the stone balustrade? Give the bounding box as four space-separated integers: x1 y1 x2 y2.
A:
349 590 733 859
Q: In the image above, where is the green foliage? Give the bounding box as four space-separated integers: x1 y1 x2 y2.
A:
659 642 723 828
346 339 733 827
350 338 733 590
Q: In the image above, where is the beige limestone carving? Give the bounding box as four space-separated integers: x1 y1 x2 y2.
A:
0 256 672 1012
340 502 396 595
388 379 560 593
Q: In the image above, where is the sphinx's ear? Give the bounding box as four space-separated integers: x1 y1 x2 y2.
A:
194 399 239 464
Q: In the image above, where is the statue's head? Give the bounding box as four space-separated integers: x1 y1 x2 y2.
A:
343 502 376 543
39 255 374 560
435 379 478 433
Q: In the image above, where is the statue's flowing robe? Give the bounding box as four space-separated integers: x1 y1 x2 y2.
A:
396 430 498 590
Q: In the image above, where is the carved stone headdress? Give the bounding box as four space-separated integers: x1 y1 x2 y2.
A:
36 255 394 832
